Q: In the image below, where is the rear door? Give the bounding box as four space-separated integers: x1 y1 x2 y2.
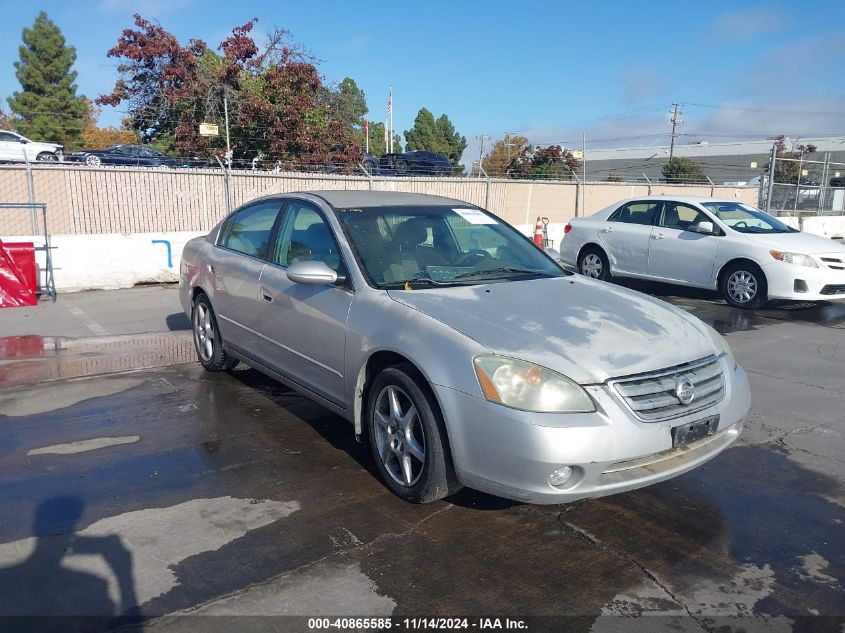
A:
0 132 22 161
254 199 353 406
598 200 660 275
210 200 287 356
648 201 719 286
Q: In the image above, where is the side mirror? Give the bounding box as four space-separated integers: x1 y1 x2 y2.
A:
286 260 340 285
19 138 28 144
692 220 715 235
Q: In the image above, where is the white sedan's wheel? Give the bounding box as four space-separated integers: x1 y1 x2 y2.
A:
578 248 610 281
721 263 767 309
374 385 426 487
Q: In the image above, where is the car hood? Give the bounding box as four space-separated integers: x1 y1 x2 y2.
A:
740 230 845 254
388 276 718 384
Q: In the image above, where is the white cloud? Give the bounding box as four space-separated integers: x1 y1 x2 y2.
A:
711 7 788 38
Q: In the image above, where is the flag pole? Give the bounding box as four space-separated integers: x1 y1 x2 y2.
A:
388 87 393 154
364 118 369 154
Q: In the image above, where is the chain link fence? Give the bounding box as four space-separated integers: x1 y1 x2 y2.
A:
764 154 845 216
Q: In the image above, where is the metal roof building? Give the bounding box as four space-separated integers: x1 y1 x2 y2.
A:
582 136 845 185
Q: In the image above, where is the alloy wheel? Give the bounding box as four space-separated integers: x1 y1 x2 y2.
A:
727 270 757 304
193 302 215 361
85 155 101 167
581 253 603 278
374 385 426 486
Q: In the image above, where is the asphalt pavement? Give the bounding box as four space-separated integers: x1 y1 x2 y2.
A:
0 282 842 632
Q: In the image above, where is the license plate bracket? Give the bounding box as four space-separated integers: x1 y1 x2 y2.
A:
672 415 719 448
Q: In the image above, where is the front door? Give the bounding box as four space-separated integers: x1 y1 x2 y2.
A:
648 201 719 285
599 200 661 275
255 200 353 406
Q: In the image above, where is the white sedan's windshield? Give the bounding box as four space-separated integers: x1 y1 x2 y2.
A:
336 205 566 288
701 202 798 234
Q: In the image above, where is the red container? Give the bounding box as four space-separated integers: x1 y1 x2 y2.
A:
4 242 38 293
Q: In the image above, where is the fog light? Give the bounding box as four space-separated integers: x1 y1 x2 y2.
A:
549 466 573 487
794 279 808 293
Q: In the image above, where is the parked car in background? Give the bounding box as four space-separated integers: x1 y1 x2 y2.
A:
180 190 749 504
561 196 845 309
67 144 177 168
0 130 63 162
379 150 451 176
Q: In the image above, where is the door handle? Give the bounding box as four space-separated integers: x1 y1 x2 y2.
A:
259 285 273 302
652 233 665 240
207 263 215 274
600 227 613 233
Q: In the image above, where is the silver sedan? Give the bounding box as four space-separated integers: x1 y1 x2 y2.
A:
180 191 750 504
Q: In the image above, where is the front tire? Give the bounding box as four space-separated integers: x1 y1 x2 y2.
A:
36 152 58 162
578 246 611 281
721 262 767 309
367 365 459 503
394 158 409 175
191 293 238 371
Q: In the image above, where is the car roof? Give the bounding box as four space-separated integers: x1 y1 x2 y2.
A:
613 195 743 205
304 190 469 208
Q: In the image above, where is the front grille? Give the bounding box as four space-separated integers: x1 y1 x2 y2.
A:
610 355 725 422
820 284 845 296
820 256 844 271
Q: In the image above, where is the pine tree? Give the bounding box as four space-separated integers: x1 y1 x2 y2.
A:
7 12 86 149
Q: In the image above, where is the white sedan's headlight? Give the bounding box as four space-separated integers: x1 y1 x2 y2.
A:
473 356 595 413
770 250 818 268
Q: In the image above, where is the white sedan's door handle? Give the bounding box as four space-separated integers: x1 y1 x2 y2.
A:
600 227 613 234
652 233 665 240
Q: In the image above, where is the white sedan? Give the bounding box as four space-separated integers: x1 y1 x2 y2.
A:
560 196 845 309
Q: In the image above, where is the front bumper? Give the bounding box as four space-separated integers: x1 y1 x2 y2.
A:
435 357 750 504
763 260 845 301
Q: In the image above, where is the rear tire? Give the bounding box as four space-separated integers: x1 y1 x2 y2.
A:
578 246 611 281
394 158 409 175
721 262 767 309
366 364 459 503
85 155 101 167
191 293 239 371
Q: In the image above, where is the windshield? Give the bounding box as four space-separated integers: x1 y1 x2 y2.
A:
335 205 567 288
701 202 798 234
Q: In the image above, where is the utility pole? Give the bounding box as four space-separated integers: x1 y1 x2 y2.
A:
669 103 682 161
223 96 232 169
476 134 491 178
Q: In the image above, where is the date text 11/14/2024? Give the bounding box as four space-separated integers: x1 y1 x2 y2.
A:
307 617 529 630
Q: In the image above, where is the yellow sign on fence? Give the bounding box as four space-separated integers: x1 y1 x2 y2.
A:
199 123 219 137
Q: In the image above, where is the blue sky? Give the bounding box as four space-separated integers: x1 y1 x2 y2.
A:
2 0 844 164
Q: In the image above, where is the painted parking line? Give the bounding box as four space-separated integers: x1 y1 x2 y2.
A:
63 301 109 336
27 436 141 456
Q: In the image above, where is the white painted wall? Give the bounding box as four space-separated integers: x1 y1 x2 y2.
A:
4 231 204 292
3 218 843 292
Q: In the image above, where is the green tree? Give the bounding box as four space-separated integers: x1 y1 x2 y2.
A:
7 12 86 149
661 157 707 184
404 108 467 169
326 77 368 131
481 134 528 176
364 120 401 156
509 145 580 180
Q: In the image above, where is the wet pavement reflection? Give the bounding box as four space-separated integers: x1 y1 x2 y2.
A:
0 292 843 628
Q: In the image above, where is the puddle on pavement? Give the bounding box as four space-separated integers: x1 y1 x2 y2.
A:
0 332 195 388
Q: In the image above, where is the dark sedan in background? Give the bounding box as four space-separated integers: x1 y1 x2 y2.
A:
68 145 178 168
378 150 451 176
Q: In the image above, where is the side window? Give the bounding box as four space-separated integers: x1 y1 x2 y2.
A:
0 132 17 142
609 202 659 226
221 202 283 258
659 203 708 231
273 202 344 273
139 147 157 157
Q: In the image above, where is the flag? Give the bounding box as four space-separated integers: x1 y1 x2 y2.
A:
387 92 392 114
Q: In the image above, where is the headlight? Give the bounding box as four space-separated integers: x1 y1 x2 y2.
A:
770 251 818 268
473 356 595 413
704 325 736 370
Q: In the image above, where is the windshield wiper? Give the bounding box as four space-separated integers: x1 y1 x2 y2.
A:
382 278 463 289
452 267 557 280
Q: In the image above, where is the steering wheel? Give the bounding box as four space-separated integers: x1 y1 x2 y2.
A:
733 220 749 228
455 249 492 266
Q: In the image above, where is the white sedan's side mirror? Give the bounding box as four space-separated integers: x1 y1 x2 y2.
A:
286 260 339 285
693 220 715 235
